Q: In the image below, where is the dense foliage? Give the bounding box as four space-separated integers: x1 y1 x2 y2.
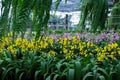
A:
0 0 53 39
0 31 120 80
79 0 108 31
1 0 120 80
109 0 120 30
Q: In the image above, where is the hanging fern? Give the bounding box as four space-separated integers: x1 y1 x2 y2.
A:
78 0 108 32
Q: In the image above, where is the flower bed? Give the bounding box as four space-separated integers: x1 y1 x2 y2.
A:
0 31 120 80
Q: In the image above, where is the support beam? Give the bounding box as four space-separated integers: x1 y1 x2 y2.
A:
65 14 68 30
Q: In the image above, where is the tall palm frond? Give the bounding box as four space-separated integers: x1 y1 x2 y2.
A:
109 0 120 30
0 0 11 37
11 0 32 38
33 0 52 40
0 0 64 39
78 0 108 32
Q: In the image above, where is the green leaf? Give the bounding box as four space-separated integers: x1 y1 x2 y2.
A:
79 0 108 31
116 62 120 79
41 61 47 74
0 60 3 65
82 64 91 73
15 68 20 79
35 70 41 80
2 67 14 80
99 75 105 80
68 69 75 80
53 74 59 80
74 61 81 80
97 67 109 79
56 62 62 72
46 75 51 80
4 58 12 63
55 0 61 10
83 72 93 80
19 72 24 80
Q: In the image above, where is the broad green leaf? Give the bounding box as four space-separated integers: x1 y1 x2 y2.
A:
53 74 59 80
35 70 41 80
56 62 62 72
46 75 51 80
83 72 93 80
99 75 105 80
74 61 81 80
68 69 75 80
41 61 46 74
2 67 14 80
0 60 3 65
97 67 109 79
19 72 24 80
4 58 12 63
